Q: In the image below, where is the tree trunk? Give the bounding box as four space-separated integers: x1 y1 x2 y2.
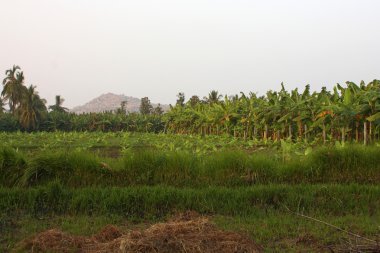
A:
298 121 302 138
364 121 367 145
304 124 307 141
341 127 345 144
355 121 359 143
245 123 249 140
264 124 268 141
288 125 292 140
322 123 326 144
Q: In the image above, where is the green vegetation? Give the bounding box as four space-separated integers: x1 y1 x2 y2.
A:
1 144 380 187
1 66 380 251
2 183 380 252
1 182 380 218
1 66 380 146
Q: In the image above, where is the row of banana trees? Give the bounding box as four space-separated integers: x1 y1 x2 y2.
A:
0 111 164 133
164 81 380 144
40 112 164 132
2 65 379 143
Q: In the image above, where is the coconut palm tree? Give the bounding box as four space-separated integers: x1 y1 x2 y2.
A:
0 96 5 114
48 95 68 113
204 90 222 104
2 65 25 114
17 85 47 130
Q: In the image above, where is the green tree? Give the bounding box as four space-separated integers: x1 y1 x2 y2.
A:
2 65 25 114
188 95 200 107
116 100 127 114
17 85 47 130
48 95 68 113
204 90 222 104
153 103 164 115
176 92 185 107
0 96 5 114
139 97 153 115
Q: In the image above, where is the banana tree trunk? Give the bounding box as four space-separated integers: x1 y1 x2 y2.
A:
304 124 307 141
288 125 292 140
245 122 249 140
322 123 326 144
297 121 302 138
355 121 359 143
364 121 367 145
264 124 268 141
341 127 345 144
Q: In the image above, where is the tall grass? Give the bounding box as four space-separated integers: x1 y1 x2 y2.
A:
1 145 380 187
0 147 26 187
1 183 380 217
20 151 113 187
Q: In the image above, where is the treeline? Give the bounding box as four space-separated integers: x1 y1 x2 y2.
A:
165 82 380 144
0 66 164 132
0 112 164 132
1 65 380 143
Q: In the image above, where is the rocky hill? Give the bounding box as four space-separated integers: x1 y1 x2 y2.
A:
70 93 169 114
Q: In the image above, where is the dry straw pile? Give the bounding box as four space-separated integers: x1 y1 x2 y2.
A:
15 213 261 253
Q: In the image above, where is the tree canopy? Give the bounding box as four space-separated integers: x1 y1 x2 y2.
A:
1 65 379 144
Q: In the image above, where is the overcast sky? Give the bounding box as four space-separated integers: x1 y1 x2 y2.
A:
1 0 379 108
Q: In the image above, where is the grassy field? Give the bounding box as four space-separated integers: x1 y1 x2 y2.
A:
2 143 380 187
1 132 380 252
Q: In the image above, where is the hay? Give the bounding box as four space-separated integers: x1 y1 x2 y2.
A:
14 213 262 253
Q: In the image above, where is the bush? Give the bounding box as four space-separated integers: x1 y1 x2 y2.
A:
0 147 26 186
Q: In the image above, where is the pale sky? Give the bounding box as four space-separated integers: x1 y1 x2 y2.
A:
1 0 379 108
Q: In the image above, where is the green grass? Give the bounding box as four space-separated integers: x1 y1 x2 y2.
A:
1 145 380 187
214 213 380 253
1 132 380 252
1 184 379 217
0 147 26 187
2 212 379 253
1 214 125 252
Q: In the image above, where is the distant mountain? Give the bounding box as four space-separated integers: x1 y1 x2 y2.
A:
70 93 169 114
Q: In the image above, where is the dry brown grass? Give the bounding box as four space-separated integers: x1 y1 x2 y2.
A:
14 212 262 253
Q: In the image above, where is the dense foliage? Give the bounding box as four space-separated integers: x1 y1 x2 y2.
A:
165 82 380 145
0 66 164 133
1 144 380 188
1 66 379 145
2 66 380 252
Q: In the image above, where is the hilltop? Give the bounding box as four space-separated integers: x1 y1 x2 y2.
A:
70 93 169 113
